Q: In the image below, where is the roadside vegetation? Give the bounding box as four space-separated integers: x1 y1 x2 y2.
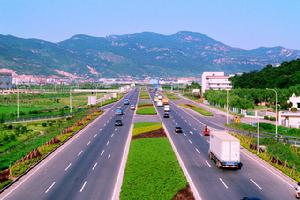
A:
230 132 300 182
0 96 121 190
136 103 157 115
180 103 213 116
164 91 179 100
228 122 300 137
121 122 191 199
139 88 150 99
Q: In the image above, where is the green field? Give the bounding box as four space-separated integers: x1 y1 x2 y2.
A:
132 122 162 136
139 90 150 99
136 103 157 115
121 122 188 199
0 92 104 121
164 92 179 100
180 103 213 116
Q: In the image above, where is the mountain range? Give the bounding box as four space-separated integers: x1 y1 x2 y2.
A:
0 31 300 78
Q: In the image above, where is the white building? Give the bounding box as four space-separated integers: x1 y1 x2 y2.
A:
279 94 300 128
201 72 232 94
287 93 300 110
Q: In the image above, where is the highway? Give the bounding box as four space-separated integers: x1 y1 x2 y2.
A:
150 90 296 200
0 89 139 200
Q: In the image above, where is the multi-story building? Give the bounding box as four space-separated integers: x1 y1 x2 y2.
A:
201 72 232 94
0 72 13 89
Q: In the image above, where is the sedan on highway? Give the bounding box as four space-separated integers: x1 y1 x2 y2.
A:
175 126 183 134
115 120 123 126
163 113 170 118
130 105 135 110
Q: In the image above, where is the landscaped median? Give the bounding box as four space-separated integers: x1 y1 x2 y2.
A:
139 90 150 99
136 103 157 115
179 103 213 116
121 122 194 200
164 91 180 100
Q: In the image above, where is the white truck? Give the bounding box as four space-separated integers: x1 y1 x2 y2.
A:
156 100 163 107
164 105 170 112
208 130 242 169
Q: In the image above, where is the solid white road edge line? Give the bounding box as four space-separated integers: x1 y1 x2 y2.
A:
250 179 262 190
92 162 98 171
45 182 55 193
79 181 87 192
111 89 139 200
64 163 72 171
150 95 202 200
219 178 229 189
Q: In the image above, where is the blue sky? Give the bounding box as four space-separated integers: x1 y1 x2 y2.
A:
0 0 299 49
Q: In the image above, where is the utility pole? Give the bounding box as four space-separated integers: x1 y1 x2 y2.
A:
226 89 229 124
70 87 73 113
266 88 278 138
17 85 20 119
257 114 260 155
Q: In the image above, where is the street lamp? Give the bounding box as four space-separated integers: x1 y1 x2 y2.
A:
257 113 260 155
17 85 20 119
226 89 229 124
70 86 73 114
266 88 278 138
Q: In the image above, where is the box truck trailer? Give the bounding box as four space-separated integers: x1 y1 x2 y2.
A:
208 130 242 169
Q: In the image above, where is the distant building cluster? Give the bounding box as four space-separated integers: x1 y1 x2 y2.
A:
0 72 12 89
201 72 232 94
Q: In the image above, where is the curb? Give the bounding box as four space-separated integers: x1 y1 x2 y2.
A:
0 94 127 196
150 91 202 200
112 89 139 200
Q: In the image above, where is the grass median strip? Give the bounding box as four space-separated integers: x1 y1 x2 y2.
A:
136 103 157 115
180 103 213 116
121 122 193 200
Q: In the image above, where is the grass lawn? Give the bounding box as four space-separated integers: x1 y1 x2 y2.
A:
180 103 213 116
139 90 150 99
121 122 187 199
132 122 162 136
164 92 179 100
228 122 300 137
136 103 157 115
183 93 200 101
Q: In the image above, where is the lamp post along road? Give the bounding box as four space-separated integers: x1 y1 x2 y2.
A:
226 89 229 124
17 86 20 119
257 114 260 155
70 87 73 114
266 88 278 138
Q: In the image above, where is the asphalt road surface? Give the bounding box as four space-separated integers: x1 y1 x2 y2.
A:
150 90 296 200
0 89 139 200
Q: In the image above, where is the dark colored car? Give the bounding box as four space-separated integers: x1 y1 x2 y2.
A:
175 126 183 133
163 113 170 118
115 120 123 126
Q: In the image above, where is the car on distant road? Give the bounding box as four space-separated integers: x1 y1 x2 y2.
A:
115 108 123 115
175 126 183 134
124 99 130 105
114 120 123 126
163 113 170 118
130 105 135 110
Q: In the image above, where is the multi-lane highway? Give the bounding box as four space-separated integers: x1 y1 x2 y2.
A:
0 89 139 200
150 90 296 200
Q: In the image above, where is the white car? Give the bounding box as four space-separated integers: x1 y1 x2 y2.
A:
130 105 135 110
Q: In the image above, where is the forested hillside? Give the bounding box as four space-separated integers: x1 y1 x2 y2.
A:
230 59 300 88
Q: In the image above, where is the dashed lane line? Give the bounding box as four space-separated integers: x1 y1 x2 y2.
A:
205 160 211 168
219 178 229 189
45 182 55 193
250 179 263 190
78 150 83 156
79 181 87 193
92 162 98 171
64 163 72 171
87 141 91 146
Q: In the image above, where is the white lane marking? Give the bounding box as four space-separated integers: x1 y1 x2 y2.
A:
194 128 197 131
205 160 211 168
111 133 114 138
183 133 186 136
100 128 102 131
79 181 87 192
78 150 83 156
250 179 262 190
195 148 200 154
45 182 55 193
199 133 203 137
241 150 294 188
207 140 210 144
219 178 228 189
190 131 193 135
108 154 111 159
189 123 192 126
94 134 97 138
101 150 105 156
115 128 117 131
92 162 98 170
188 139 193 144
64 163 72 171
176 122 178 125
184 120 187 123
106 141 110 146
87 141 91 146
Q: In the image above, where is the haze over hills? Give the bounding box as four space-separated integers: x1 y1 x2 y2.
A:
0 31 300 78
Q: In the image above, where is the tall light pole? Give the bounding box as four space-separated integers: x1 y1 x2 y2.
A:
257 114 260 155
226 89 229 124
17 85 20 119
266 88 278 138
70 86 73 114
